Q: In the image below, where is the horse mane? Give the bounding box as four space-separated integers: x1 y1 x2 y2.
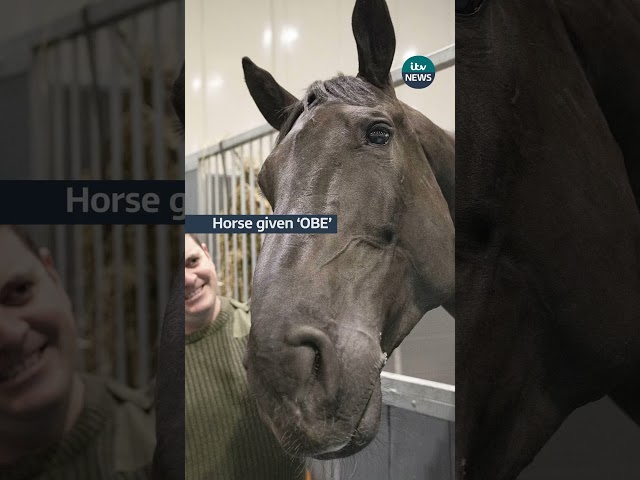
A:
276 75 385 143
303 74 382 109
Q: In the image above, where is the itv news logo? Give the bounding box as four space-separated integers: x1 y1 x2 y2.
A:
402 55 436 89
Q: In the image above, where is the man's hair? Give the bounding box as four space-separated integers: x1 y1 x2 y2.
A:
187 233 211 256
188 233 202 245
4 225 42 260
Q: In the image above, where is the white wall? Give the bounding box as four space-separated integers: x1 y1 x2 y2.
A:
185 0 454 155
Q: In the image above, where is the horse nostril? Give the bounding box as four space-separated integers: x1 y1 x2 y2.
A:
312 348 321 379
285 326 339 398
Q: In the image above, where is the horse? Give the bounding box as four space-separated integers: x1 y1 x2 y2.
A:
456 0 640 478
151 63 185 480
241 0 454 460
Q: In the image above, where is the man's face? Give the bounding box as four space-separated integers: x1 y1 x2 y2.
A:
0 228 76 422
184 235 218 327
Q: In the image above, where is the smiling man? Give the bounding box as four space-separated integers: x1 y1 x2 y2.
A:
0 226 154 479
184 235 222 335
183 233 304 480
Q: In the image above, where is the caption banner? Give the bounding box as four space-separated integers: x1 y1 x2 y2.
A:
186 215 338 234
0 180 184 224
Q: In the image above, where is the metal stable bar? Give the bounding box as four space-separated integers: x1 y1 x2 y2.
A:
239 144 249 302
0 0 181 79
70 38 87 370
259 136 268 246
130 17 149 387
152 5 170 329
248 141 257 280
203 156 213 266
221 151 230 297
31 0 178 50
29 49 48 179
107 23 127 384
381 372 455 422
231 154 238 300
185 123 274 172
89 37 106 374
214 155 221 265
51 46 67 284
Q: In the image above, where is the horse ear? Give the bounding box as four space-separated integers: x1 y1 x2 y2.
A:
242 57 298 131
352 0 396 89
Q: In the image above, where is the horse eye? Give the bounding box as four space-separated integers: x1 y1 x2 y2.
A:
367 126 391 146
456 0 484 15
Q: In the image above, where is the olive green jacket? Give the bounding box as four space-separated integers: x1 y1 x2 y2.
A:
0 374 155 480
185 297 304 480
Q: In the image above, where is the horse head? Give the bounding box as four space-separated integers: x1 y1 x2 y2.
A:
242 0 454 459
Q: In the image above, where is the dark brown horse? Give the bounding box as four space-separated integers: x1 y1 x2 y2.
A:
456 0 640 478
241 0 454 460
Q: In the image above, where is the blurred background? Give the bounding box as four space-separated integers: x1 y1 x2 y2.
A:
0 0 184 388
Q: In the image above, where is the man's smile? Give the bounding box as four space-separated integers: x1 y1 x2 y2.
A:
0 344 48 387
185 284 206 302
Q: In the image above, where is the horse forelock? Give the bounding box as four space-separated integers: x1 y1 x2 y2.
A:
304 75 383 109
276 75 393 144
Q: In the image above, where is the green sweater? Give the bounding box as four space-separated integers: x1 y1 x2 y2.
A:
185 297 305 480
0 375 155 480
